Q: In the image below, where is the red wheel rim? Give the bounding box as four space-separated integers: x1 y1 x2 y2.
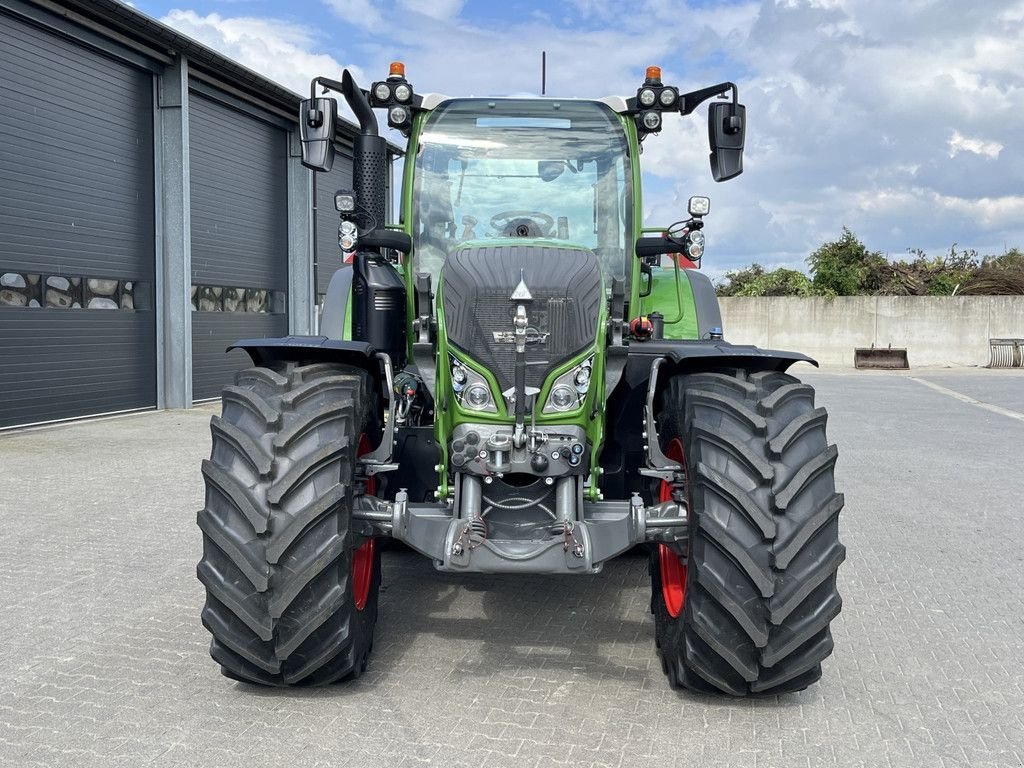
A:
353 433 376 612
658 438 687 619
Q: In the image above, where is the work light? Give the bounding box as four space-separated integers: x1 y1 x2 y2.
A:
641 111 661 131
688 195 711 216
394 83 412 103
334 190 356 213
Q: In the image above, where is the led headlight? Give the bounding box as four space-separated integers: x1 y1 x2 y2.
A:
450 355 496 412
688 195 711 216
549 385 576 411
544 356 594 413
388 106 410 126
334 190 356 213
373 82 391 102
641 111 661 131
574 365 591 393
451 362 467 390
393 83 412 103
687 230 706 260
338 220 358 251
638 88 657 107
659 87 678 107
465 384 492 409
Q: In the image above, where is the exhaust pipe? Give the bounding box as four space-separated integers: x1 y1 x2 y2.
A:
337 70 407 368
340 70 387 238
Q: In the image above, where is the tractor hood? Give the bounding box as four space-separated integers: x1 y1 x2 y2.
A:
442 243 603 395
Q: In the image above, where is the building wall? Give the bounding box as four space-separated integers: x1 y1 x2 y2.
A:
719 296 1024 367
0 0 391 427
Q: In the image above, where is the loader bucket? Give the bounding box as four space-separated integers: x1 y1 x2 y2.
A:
854 346 909 369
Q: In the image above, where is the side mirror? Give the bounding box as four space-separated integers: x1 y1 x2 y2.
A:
707 102 745 182
299 97 337 172
538 160 565 182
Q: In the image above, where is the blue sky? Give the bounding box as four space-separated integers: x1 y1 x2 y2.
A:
132 0 1024 278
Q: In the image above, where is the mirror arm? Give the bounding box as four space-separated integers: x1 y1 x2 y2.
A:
310 76 344 101
635 236 686 259
679 82 737 116
310 72 379 137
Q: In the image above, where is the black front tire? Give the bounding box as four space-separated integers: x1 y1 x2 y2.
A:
197 363 381 686
651 370 845 695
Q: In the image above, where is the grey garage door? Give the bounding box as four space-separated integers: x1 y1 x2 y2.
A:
0 11 156 428
189 90 288 401
314 149 355 301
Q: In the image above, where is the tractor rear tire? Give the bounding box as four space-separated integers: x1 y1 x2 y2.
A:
197 362 381 686
651 370 845 695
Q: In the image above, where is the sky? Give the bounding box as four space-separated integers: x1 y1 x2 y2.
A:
131 0 1024 278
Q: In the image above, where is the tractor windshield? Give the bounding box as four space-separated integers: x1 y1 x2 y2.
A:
412 98 633 282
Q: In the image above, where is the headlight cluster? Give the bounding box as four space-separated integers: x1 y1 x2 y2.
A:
686 230 705 262
369 61 415 133
450 356 496 413
635 65 679 138
338 220 357 252
543 356 594 414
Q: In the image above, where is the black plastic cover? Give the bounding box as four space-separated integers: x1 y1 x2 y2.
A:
229 336 376 369
442 244 602 393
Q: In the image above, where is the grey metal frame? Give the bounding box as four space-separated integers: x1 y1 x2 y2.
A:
155 54 193 408
355 490 686 575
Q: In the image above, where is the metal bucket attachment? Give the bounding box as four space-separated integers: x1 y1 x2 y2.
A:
988 339 1024 369
855 345 909 369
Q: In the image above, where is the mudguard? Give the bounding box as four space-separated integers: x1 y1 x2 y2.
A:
319 266 353 340
228 336 380 382
599 339 817 500
627 340 816 374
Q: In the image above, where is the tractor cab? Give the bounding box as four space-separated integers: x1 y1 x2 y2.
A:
409 97 633 283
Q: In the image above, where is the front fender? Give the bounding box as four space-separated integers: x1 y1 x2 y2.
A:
630 339 817 374
598 339 817 500
228 336 380 382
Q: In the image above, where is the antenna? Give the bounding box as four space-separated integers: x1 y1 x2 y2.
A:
541 51 546 96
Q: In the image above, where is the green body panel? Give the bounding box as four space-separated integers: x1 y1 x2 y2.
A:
431 251 610 499
642 265 700 340
387 102 695 497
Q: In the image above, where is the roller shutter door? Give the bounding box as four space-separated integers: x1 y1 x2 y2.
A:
314 149 355 301
0 11 156 428
189 91 288 400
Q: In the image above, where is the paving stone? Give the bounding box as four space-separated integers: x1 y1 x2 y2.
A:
1 372 1023 766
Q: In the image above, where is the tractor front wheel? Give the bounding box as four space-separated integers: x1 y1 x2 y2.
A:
651 370 845 695
197 362 381 685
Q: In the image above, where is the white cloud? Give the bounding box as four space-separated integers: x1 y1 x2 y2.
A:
159 10 365 95
151 0 1024 268
948 131 1002 159
323 0 384 30
396 0 466 20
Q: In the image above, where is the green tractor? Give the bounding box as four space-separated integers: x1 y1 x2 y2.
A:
196 63 845 695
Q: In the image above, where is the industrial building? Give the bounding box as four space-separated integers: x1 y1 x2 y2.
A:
0 0 397 428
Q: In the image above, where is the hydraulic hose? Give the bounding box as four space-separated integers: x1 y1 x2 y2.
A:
664 255 686 325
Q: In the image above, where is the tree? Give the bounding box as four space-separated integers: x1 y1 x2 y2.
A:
807 227 887 296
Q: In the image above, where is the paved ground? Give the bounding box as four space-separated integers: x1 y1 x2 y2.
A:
1 368 1023 768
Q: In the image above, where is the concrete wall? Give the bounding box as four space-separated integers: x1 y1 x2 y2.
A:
719 296 1024 367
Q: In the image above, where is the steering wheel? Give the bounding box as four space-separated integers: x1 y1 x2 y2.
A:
490 210 555 238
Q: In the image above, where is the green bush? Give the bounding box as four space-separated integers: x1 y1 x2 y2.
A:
717 233 1022 297
807 228 887 296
